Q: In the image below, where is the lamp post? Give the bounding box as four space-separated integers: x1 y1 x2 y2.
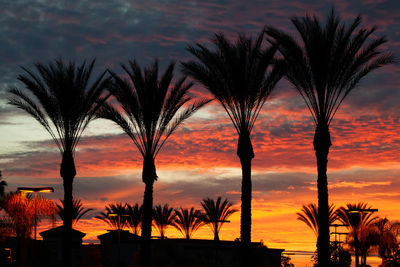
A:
4 248 12 265
17 187 54 240
108 213 129 266
347 208 378 267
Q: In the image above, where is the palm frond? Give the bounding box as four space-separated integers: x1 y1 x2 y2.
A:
183 30 283 136
173 207 205 239
8 59 110 154
152 204 176 239
266 9 394 126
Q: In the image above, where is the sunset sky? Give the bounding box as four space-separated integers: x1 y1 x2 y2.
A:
1 0 400 266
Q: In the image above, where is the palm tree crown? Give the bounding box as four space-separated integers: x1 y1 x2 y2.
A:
95 203 128 230
57 198 93 227
266 10 394 128
152 204 176 239
336 202 378 266
126 203 142 235
173 207 205 239
266 9 394 265
182 31 284 244
297 203 337 237
8 60 109 164
200 197 237 241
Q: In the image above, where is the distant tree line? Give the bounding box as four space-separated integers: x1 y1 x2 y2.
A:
95 196 237 241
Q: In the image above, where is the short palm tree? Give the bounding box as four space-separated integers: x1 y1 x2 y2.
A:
200 197 237 241
182 31 284 244
8 59 109 267
95 203 128 230
152 204 176 239
336 202 378 266
99 59 208 266
297 203 337 237
266 9 394 265
126 203 142 235
56 198 93 227
173 207 205 239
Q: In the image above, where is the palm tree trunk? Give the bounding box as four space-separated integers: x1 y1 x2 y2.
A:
214 225 219 241
313 123 331 266
60 151 76 267
140 156 157 267
354 231 360 267
237 133 254 245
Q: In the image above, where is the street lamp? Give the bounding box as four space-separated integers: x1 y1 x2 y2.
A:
346 208 378 267
17 186 54 240
4 248 12 265
108 213 129 266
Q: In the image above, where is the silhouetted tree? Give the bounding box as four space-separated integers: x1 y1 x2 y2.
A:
200 197 237 241
8 59 109 267
336 202 378 266
297 203 337 236
371 218 400 266
152 204 176 239
99 59 208 267
95 203 128 230
126 203 142 235
173 207 205 239
183 31 284 244
56 198 93 226
2 192 56 267
266 9 394 265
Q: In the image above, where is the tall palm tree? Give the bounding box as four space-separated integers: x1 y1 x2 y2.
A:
126 203 142 235
266 9 394 265
200 197 237 241
99 59 208 266
297 203 337 237
8 59 109 267
336 202 378 266
95 203 128 230
182 31 284 244
173 207 205 239
152 204 176 239
56 198 93 227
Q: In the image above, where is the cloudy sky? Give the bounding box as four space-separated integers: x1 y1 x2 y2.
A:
1 0 399 265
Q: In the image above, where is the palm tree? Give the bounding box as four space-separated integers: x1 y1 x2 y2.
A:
152 204 176 239
95 203 128 230
126 203 142 235
56 198 93 227
336 202 378 266
266 9 394 265
99 59 208 266
200 197 237 241
182 31 284 244
371 218 400 266
297 203 337 237
173 207 205 239
8 59 109 267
